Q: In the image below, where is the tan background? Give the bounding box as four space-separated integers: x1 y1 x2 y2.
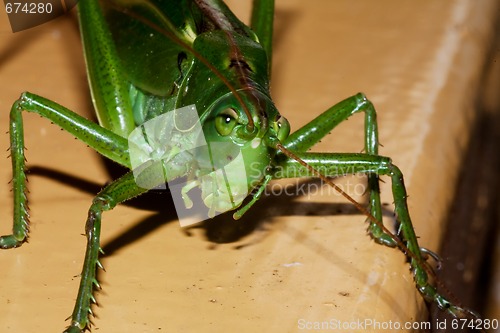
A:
0 1 498 332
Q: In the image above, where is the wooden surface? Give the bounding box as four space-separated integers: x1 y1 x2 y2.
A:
0 1 498 332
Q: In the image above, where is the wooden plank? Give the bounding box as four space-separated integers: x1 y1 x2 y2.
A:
0 1 497 332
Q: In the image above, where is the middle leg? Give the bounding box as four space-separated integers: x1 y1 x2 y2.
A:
272 152 471 318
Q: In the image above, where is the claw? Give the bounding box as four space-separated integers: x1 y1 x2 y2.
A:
420 247 443 269
433 293 480 320
448 304 481 320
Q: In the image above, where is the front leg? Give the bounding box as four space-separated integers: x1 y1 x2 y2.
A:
284 93 394 245
273 152 476 319
0 92 131 249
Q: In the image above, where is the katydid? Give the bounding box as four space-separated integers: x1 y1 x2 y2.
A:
0 0 479 332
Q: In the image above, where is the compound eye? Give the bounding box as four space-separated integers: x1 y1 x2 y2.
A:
215 108 239 136
274 116 290 141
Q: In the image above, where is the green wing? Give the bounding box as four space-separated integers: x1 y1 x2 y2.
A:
101 0 198 97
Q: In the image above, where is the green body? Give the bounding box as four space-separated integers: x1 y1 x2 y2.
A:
80 0 284 213
0 0 477 332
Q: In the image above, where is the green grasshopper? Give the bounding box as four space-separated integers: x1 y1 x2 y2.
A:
0 0 478 332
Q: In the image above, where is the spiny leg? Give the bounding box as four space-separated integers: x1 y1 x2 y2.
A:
283 93 394 245
273 152 475 318
64 171 150 333
0 92 132 249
